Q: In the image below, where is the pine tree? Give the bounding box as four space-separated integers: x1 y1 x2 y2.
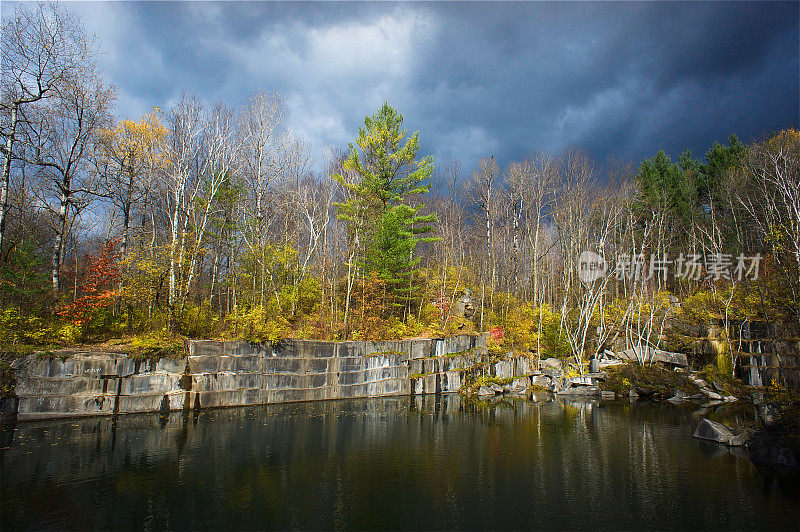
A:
334 102 436 312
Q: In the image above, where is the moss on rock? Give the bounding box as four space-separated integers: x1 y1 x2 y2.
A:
601 364 699 397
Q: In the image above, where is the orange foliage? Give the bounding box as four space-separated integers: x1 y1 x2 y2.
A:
433 292 451 322
355 271 389 339
58 241 121 327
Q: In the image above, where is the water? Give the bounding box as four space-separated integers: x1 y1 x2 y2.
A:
1 395 798 530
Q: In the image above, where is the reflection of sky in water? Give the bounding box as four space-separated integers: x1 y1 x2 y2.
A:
2 396 798 529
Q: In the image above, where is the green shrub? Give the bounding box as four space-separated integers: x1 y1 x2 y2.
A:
129 330 186 360
535 305 572 359
698 363 747 396
602 364 699 396
279 277 322 317
178 300 220 338
385 315 425 340
0 359 15 397
56 323 82 345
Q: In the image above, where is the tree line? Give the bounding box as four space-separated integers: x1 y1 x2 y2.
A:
2 4 799 378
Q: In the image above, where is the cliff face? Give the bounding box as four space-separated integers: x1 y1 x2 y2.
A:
7 335 488 421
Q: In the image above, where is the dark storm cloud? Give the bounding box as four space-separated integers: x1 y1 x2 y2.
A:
410 2 798 165
64 1 799 174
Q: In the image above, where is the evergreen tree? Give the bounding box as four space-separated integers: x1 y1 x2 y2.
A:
635 149 695 225
334 102 436 311
698 134 746 203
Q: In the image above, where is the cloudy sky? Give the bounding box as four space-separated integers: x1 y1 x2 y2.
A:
58 1 799 174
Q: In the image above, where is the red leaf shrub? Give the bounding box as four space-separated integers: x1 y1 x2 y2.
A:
57 241 120 327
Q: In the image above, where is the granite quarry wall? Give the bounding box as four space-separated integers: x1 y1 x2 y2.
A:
5 334 496 421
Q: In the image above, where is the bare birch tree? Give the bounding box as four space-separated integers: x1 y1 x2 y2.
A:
0 2 96 259
25 73 114 291
468 156 499 329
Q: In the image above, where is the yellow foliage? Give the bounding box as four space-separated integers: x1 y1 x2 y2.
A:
681 286 762 326
503 304 538 351
500 302 570 358
486 335 503 355
764 128 800 152
227 305 289 344
0 307 81 347
385 315 425 340
99 108 169 172
56 323 82 345
118 245 169 312
0 307 46 345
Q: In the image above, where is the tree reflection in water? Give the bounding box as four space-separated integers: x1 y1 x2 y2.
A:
2 395 798 530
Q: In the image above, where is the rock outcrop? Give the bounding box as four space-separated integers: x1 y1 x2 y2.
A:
692 418 751 447
9 335 488 420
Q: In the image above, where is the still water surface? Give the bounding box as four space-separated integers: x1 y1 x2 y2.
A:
1 395 798 530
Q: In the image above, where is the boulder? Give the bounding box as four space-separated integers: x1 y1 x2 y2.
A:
684 393 708 402
700 388 724 401
539 358 563 370
692 418 751 446
585 372 607 383
600 390 616 400
628 388 639 399
657 350 688 368
557 385 600 396
453 291 475 319
477 386 495 397
598 351 624 368
755 402 780 428
616 347 688 368
490 383 504 393
540 367 562 378
531 375 551 389
668 389 689 404
566 376 593 387
511 377 530 389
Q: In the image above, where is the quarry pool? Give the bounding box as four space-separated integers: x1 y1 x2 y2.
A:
1 395 798 530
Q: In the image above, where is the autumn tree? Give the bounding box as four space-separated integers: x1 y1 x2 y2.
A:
57 240 120 333
98 109 168 258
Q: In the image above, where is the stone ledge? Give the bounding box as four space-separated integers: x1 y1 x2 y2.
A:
9 335 486 420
